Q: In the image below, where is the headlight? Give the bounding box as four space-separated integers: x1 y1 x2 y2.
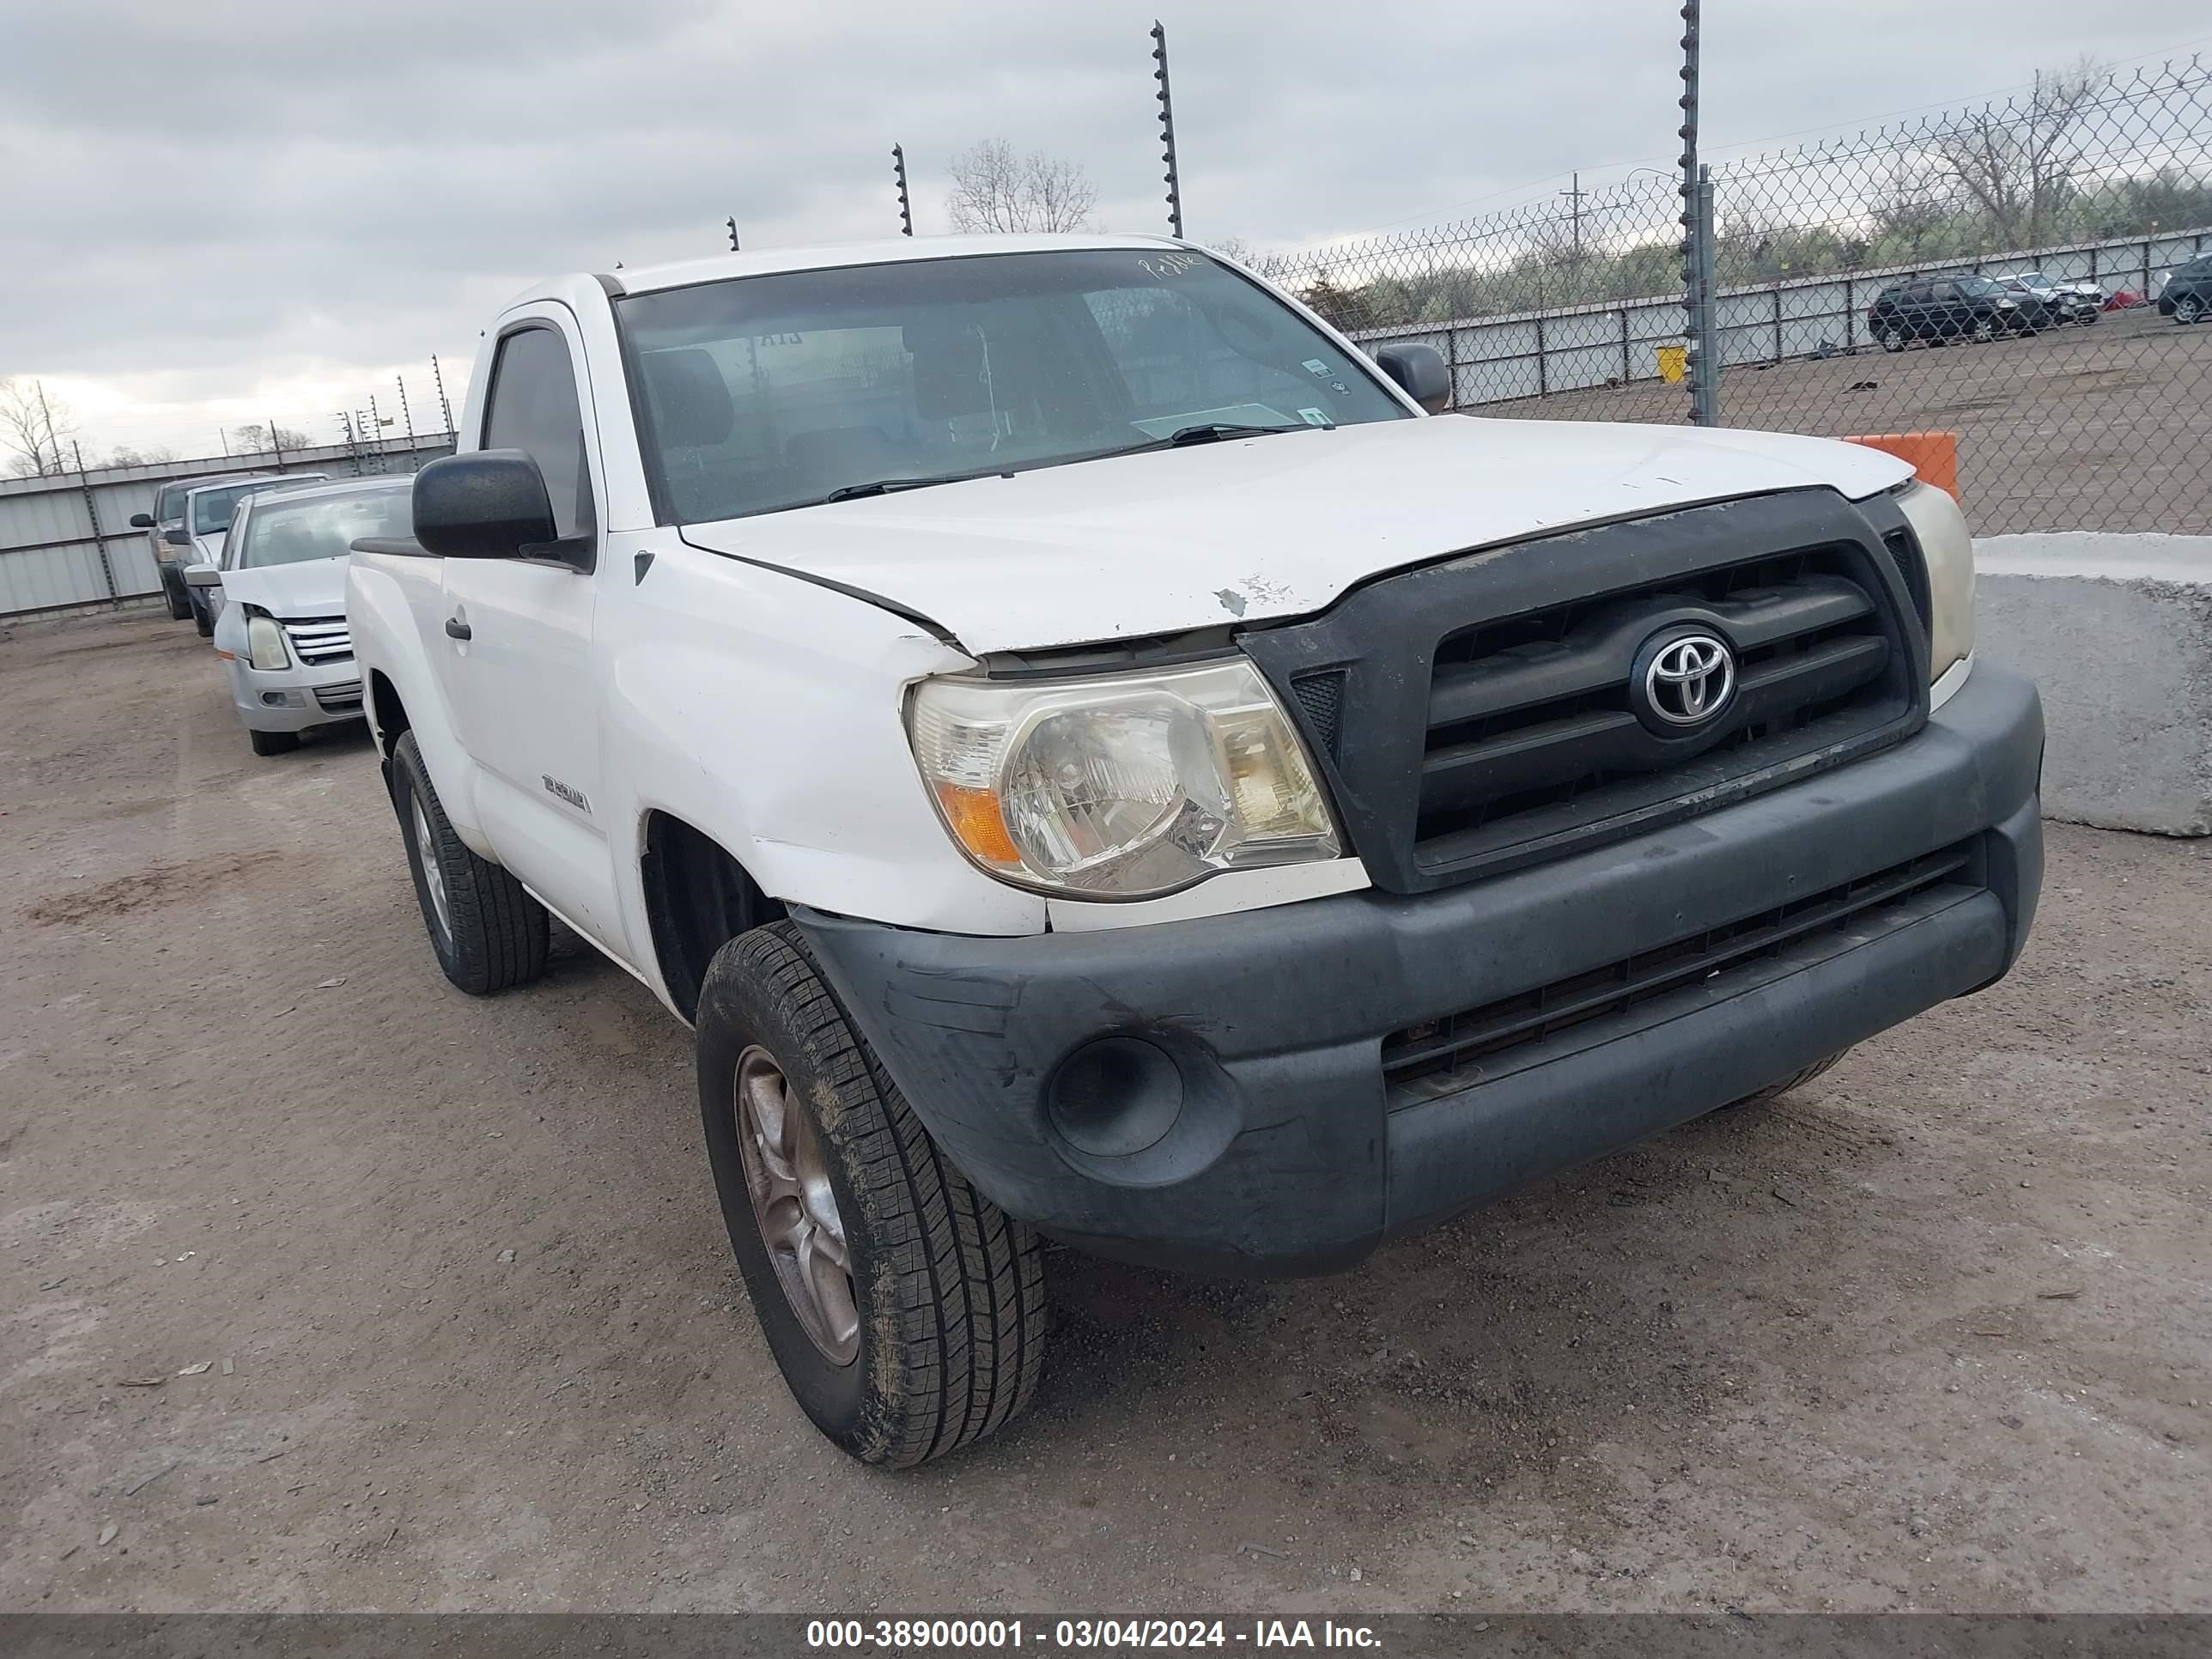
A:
245 612 291 672
908 659 1340 899
1893 480 1973 684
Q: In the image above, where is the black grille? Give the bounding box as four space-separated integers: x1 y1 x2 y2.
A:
1382 842 1977 1092
1414 549 1893 862
1884 526 1933 641
1291 672 1345 757
1238 489 1931 894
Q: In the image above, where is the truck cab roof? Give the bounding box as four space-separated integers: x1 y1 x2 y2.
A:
503 231 1194 312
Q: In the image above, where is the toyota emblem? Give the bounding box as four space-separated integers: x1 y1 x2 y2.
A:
1642 631 1735 726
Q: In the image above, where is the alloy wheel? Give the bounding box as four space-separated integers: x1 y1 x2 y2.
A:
410 795 451 944
734 1044 860 1365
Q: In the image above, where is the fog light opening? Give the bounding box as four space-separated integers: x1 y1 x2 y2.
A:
1046 1036 1184 1159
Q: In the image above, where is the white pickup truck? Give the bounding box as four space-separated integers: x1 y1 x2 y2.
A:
349 233 2043 1468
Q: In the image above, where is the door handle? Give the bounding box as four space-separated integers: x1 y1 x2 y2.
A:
444 617 472 641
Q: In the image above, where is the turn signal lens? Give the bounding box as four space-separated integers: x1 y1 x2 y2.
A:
932 781 1023 869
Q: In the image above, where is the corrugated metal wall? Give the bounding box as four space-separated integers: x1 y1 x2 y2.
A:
1 435 455 621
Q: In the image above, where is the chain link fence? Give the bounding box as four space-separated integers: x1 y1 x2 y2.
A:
1268 58 2212 534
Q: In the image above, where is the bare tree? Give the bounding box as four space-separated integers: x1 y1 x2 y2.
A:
105 443 179 468
1932 58 2107 247
0 375 79 477
945 139 1098 234
228 422 311 455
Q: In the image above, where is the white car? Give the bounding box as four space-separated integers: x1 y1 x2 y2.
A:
349 233 2043 1466
190 477 407 755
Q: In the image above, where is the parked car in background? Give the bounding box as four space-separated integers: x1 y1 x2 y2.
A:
129 471 250 621
171 472 327 635
2157 254 2212 324
186 476 404 756
1868 274 2044 349
1997 270 2100 325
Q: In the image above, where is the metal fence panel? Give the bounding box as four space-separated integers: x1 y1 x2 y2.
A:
0 434 454 621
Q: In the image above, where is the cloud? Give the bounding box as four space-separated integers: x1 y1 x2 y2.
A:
0 0 2196 453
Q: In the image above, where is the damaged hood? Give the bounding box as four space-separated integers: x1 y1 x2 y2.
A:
216 556 348 618
678 414 1913 656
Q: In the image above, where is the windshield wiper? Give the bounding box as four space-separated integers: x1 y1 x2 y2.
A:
1160 422 1308 446
820 473 987 503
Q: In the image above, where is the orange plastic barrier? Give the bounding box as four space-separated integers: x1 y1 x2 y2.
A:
1841 430 1958 498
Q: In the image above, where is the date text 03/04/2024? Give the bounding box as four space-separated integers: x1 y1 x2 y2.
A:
805 1620 1384 1650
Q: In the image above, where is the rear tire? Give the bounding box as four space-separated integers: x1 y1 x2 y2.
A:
696 921 1048 1468
1970 317 1997 344
389 730 549 994
248 727 299 757
1878 326 1907 353
1723 1050 1848 1110
2178 295 2205 325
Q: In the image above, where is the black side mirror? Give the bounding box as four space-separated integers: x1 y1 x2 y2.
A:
129 512 155 528
1372 343 1452 414
163 526 193 547
413 449 559 561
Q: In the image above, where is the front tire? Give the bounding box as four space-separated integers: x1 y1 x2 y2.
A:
160 568 192 622
389 730 549 994
2178 295 2205 325
248 727 299 757
1878 325 1907 353
1970 317 1998 344
696 921 1048 1468
191 593 216 638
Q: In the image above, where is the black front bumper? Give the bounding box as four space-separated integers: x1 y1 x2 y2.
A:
797 663 2043 1277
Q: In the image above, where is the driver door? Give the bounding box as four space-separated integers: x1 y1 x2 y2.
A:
434 310 623 952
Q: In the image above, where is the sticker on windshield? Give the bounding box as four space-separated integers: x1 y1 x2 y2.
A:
1297 408 1333 427
1137 251 1204 281
1302 358 1351 393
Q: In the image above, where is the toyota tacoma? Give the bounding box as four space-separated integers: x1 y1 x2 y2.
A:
346 234 2043 1468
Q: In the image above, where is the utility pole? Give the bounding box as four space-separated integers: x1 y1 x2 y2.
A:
1150 21 1182 239
1559 171 1585 262
1677 0 1720 426
726 215 741 252
892 143 914 236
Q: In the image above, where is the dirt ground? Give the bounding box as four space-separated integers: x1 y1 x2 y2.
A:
1485 304 2212 538
3 608 2208 1615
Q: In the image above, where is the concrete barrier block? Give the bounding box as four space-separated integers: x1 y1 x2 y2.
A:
1973 534 2212 836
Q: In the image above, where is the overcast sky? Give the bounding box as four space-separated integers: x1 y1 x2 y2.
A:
3 0 2205 460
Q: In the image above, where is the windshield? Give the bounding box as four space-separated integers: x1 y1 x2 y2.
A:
615 248 1411 523
234 488 411 568
190 481 271 535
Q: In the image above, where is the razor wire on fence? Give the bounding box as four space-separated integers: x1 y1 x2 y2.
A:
1271 58 2212 533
